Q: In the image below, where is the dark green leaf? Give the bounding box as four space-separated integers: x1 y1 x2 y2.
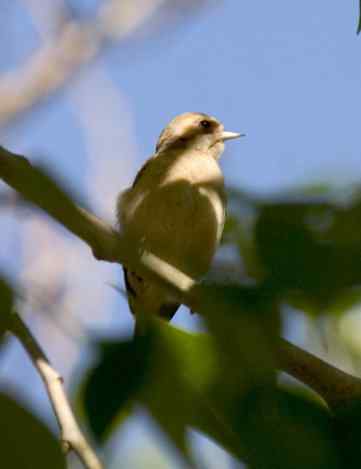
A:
333 398 361 469
81 321 227 465
199 284 280 389
233 386 340 469
82 334 152 442
0 392 65 469
0 274 14 340
139 320 217 464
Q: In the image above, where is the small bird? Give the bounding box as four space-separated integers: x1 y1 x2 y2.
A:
117 112 241 326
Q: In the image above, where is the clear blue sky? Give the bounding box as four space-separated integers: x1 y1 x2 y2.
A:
1 1 360 467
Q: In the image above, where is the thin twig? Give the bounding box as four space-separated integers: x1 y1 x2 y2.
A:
9 311 103 469
2 145 361 413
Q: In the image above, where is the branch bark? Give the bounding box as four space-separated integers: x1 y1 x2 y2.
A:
1 144 361 415
278 338 361 411
9 311 103 469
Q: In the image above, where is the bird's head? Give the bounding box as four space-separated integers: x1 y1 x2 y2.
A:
155 112 242 159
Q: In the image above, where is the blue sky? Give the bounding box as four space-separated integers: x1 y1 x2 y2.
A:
4 1 361 194
1 1 361 467
104 1 361 191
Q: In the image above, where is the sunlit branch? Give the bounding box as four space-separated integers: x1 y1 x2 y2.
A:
9 311 103 469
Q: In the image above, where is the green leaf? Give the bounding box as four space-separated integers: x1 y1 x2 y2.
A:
139 321 217 464
149 322 251 463
199 284 280 389
82 334 152 442
233 386 340 469
0 392 65 469
226 186 361 317
85 314 269 463
81 321 223 465
255 199 361 314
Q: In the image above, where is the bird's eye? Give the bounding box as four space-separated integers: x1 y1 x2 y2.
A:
200 120 211 129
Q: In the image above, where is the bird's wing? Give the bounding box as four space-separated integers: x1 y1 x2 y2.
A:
116 154 158 229
131 154 156 188
116 187 131 231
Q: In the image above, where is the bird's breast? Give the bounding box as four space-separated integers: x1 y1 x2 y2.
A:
121 152 226 278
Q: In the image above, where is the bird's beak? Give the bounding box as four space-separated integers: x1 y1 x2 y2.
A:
221 131 244 141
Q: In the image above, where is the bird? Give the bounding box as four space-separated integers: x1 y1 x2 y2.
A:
117 112 241 329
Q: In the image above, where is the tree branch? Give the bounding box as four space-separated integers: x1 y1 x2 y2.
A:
1 144 361 414
9 311 103 469
278 338 361 411
0 0 209 128
0 0 164 127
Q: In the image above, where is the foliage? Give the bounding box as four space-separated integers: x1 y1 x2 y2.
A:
82 316 343 468
224 187 361 316
77 185 361 468
0 392 66 469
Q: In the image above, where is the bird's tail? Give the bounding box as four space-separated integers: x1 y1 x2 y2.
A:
123 267 179 337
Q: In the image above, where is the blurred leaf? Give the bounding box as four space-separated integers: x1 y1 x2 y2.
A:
333 398 361 469
224 185 361 317
224 188 264 278
0 274 13 314
83 320 256 464
81 300 349 468
0 392 65 469
82 334 152 442
358 0 361 34
255 200 361 313
141 320 222 465
325 287 361 316
0 273 14 341
199 284 280 390
146 287 280 464
222 215 264 279
82 323 217 464
233 386 340 469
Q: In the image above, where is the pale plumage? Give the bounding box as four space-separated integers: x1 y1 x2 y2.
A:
117 112 241 321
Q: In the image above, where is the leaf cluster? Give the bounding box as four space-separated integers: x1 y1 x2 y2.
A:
79 186 361 468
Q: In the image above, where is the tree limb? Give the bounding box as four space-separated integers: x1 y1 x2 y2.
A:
278 338 361 411
0 0 209 128
0 0 164 126
1 144 361 414
9 311 103 469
